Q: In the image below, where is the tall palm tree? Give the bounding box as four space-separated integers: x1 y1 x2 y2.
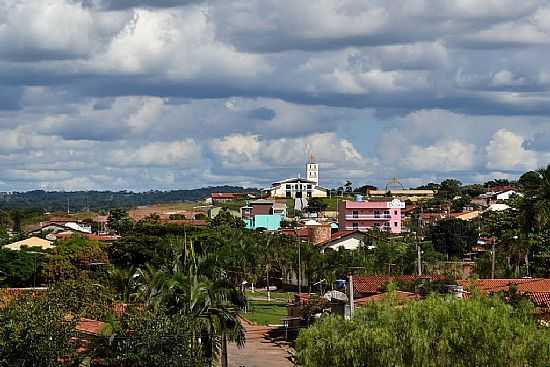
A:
136 236 246 363
519 164 550 232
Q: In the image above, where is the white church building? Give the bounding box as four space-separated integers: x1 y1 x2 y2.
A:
268 155 329 199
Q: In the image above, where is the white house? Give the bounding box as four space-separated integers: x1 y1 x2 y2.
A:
495 190 522 201
318 230 370 253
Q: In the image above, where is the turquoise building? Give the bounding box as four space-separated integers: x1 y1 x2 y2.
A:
244 214 282 230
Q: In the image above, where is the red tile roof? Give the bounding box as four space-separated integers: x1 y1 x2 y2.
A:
457 278 548 293
317 230 362 247
161 219 209 227
76 319 105 336
529 292 550 308
458 278 550 308
355 291 420 305
353 275 431 295
280 227 310 240
211 192 240 199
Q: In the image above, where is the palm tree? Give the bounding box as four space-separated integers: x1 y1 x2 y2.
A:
519 165 550 232
136 236 246 364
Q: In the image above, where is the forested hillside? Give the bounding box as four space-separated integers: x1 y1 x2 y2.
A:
0 186 256 211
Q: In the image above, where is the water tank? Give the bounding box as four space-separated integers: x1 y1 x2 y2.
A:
354 194 363 202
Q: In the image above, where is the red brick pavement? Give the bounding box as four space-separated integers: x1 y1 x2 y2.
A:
227 323 293 367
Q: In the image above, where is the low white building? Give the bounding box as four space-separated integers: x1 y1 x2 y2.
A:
3 237 55 251
318 231 370 253
269 177 328 199
495 190 522 201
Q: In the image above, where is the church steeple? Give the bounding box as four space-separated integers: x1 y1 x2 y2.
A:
305 148 319 185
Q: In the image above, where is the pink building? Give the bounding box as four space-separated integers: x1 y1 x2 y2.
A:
338 198 405 234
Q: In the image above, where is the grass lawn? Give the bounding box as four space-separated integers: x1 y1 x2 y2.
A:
245 290 294 302
244 300 289 326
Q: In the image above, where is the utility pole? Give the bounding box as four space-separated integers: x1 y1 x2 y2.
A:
298 240 302 294
491 240 496 279
266 266 271 302
417 242 422 276
349 274 354 318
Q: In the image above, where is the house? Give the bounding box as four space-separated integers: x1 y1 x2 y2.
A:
241 199 284 230
450 211 480 221
457 278 550 310
472 189 522 208
338 197 405 234
27 221 92 236
2 237 55 251
355 291 420 307
268 156 329 199
486 203 511 212
210 192 242 204
367 189 435 201
353 275 442 298
317 230 366 253
269 178 328 199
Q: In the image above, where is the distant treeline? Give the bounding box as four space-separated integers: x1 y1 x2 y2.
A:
0 186 257 212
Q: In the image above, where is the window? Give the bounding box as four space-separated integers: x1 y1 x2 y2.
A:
384 222 390 227
374 210 380 218
307 184 312 189
352 210 358 218
286 184 291 190
286 191 291 198
394 210 398 215
352 222 358 230
394 222 398 227
307 192 312 198
295 184 299 190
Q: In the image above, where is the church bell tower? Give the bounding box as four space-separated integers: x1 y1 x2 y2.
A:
306 151 319 186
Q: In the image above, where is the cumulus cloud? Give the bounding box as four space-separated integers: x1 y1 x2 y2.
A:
0 0 127 61
109 140 202 167
209 132 369 183
403 140 477 172
1 1 550 190
486 129 539 171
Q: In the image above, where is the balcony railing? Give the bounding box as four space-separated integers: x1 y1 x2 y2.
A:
345 226 391 232
345 214 391 220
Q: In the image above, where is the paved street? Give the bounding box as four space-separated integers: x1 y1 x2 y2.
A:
227 323 293 367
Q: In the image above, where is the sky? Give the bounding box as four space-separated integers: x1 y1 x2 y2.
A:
1 0 550 191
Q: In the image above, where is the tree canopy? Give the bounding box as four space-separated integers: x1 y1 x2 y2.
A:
296 294 550 367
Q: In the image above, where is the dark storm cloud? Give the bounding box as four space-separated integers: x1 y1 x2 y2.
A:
81 0 204 10
247 107 276 121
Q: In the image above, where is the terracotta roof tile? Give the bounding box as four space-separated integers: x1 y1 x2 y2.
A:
458 278 550 308
76 319 105 336
353 275 439 294
355 291 420 305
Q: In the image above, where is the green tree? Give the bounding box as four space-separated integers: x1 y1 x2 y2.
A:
209 208 244 228
296 294 550 367
519 165 550 232
428 218 478 259
0 249 44 287
0 293 79 367
107 208 134 234
305 199 328 214
438 179 462 199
